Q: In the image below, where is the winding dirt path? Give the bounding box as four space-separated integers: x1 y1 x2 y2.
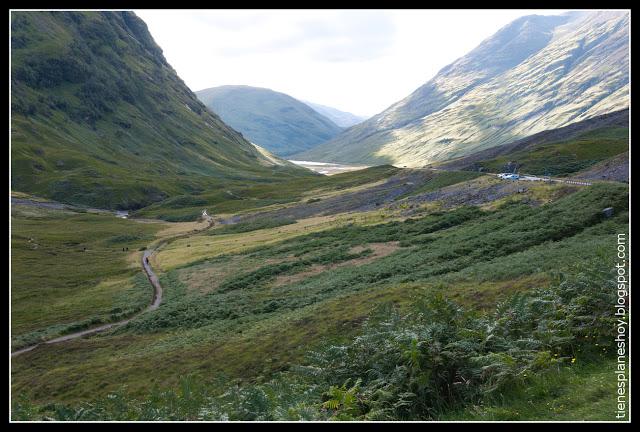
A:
11 215 214 357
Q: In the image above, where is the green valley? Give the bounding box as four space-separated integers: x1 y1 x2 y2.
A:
10 9 630 424
11 171 629 420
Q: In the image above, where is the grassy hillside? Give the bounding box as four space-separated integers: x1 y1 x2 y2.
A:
196 85 343 157
435 110 629 177
11 178 628 420
133 165 400 221
474 127 628 176
10 12 309 210
442 127 628 177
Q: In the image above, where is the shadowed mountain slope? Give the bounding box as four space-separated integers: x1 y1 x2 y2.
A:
11 12 309 210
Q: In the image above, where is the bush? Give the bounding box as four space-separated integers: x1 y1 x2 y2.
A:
209 218 296 236
12 261 622 421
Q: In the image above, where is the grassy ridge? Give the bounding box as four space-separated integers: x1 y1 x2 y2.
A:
461 126 629 176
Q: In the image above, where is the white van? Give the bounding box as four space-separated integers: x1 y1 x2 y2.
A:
497 173 513 179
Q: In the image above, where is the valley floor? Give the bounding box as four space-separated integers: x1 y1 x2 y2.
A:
10 167 629 421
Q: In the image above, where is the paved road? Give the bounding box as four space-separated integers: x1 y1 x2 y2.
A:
493 173 592 186
11 214 214 357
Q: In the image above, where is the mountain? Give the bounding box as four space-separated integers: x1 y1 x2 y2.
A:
301 101 367 128
10 12 308 210
195 85 343 157
434 108 628 177
299 11 629 166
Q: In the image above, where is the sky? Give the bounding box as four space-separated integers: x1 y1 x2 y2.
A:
136 9 568 118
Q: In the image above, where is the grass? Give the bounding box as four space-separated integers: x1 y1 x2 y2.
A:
11 11 310 210
11 264 628 420
154 210 396 271
10 202 166 349
209 218 296 235
398 170 483 199
442 360 623 421
10 182 628 411
470 126 629 176
133 165 400 221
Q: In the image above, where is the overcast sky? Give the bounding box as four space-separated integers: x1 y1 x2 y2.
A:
136 9 568 117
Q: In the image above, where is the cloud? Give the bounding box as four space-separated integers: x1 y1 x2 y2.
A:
208 10 396 62
302 12 396 62
136 9 571 117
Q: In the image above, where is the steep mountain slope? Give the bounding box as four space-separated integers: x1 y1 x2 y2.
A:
300 11 629 166
435 108 629 176
301 100 367 128
10 12 309 210
195 85 343 157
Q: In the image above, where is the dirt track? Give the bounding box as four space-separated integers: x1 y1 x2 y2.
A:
10 211 213 357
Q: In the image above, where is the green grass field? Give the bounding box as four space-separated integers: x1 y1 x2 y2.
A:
442 360 622 421
10 203 167 349
11 179 629 420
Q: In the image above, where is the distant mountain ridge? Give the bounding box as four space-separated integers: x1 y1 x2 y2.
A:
299 11 629 167
196 85 343 157
11 12 307 210
301 101 367 128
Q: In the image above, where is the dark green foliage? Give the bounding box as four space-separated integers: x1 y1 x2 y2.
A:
13 259 624 420
163 196 209 209
217 247 372 294
209 218 296 235
294 259 621 420
156 211 203 223
126 183 627 336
